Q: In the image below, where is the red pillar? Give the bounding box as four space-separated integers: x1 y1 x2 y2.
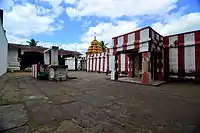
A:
128 54 133 77
141 52 151 84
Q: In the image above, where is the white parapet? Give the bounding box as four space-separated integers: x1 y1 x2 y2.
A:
110 55 116 80
48 65 68 81
65 57 76 70
44 46 59 65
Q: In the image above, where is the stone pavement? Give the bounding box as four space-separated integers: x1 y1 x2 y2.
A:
0 72 200 133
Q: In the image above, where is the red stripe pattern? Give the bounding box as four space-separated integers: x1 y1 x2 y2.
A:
86 27 200 82
178 34 185 75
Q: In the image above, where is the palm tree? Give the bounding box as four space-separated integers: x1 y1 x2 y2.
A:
100 41 108 52
26 39 39 46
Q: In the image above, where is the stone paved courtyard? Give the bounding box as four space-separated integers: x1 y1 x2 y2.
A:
1 72 200 133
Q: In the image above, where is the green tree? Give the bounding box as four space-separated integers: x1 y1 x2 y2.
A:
100 41 108 52
26 39 39 46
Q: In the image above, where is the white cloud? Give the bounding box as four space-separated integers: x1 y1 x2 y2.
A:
60 43 89 54
45 20 139 55
4 0 200 57
9 11 200 55
81 20 139 47
36 6 51 15
37 20 139 54
4 3 63 37
64 0 77 4
37 0 64 15
37 42 89 54
39 0 62 6
152 12 200 35
6 34 27 44
66 0 178 18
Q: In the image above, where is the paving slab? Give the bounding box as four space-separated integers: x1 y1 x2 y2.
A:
0 80 21 104
30 123 58 133
2 125 31 133
54 120 85 133
61 101 98 128
89 121 142 133
36 82 65 96
51 94 76 105
59 86 84 97
1 72 200 132
0 104 28 132
25 98 63 125
73 94 114 108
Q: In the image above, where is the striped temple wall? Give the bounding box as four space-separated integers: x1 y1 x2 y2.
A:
86 27 200 81
164 30 200 79
112 27 164 82
86 49 130 75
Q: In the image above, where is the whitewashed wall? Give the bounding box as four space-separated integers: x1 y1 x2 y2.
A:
65 57 76 70
44 52 50 65
51 48 58 65
0 20 8 76
8 48 20 71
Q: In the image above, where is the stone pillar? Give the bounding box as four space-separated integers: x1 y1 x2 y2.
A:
51 46 59 65
44 51 50 65
111 55 118 80
141 52 151 84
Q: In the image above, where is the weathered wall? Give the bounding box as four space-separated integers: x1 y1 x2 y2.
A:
86 27 200 80
86 51 130 74
77 57 86 70
86 49 114 72
7 48 20 71
65 57 76 70
0 18 8 76
112 27 164 79
51 47 58 65
164 30 200 78
44 51 50 65
112 27 151 54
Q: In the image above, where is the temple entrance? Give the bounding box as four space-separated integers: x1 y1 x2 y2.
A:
58 55 65 65
20 51 44 70
151 51 163 80
117 50 142 79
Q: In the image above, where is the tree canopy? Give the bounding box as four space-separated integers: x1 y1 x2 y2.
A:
100 41 108 52
26 39 39 47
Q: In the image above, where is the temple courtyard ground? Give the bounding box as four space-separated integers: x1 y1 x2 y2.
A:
0 72 200 133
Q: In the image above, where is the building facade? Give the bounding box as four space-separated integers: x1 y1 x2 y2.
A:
8 43 82 72
86 27 200 84
0 10 8 76
164 30 200 79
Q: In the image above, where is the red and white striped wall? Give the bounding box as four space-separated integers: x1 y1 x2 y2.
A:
164 30 200 79
112 27 164 54
117 54 129 76
112 27 165 80
32 64 40 78
86 27 200 82
86 48 112 72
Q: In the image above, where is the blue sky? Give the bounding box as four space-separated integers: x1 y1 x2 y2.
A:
0 0 200 54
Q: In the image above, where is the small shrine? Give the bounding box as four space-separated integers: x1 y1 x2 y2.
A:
86 35 103 55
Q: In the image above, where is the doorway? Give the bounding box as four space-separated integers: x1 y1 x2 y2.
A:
20 51 44 70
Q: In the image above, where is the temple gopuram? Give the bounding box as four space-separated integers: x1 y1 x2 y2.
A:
86 36 103 55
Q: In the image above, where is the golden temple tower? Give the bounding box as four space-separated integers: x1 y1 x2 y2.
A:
86 34 103 55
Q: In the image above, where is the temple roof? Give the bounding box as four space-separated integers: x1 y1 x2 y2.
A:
8 43 81 56
86 36 103 55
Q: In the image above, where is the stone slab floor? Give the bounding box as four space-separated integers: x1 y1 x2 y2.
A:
0 72 200 133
